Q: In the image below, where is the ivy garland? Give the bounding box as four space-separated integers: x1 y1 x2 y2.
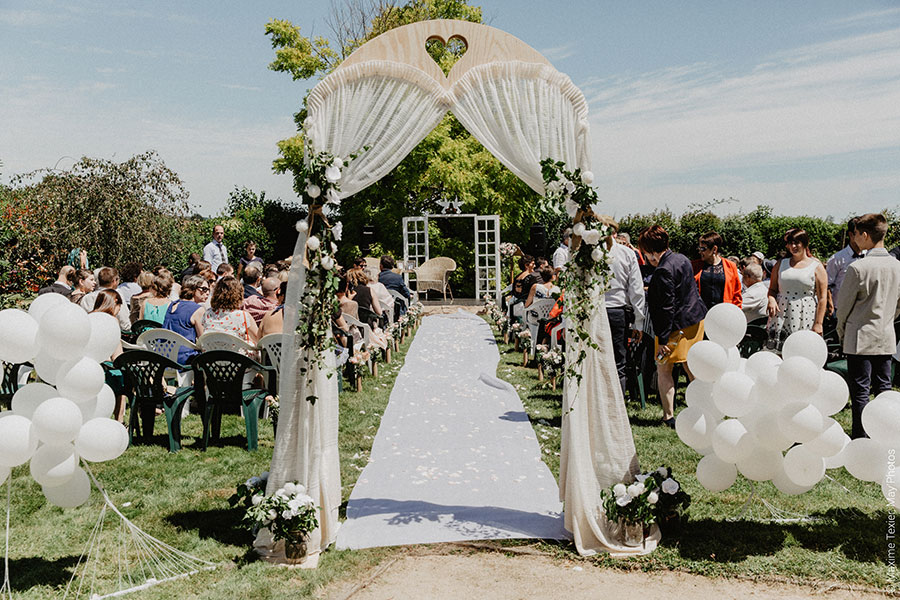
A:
293 141 363 404
540 158 612 387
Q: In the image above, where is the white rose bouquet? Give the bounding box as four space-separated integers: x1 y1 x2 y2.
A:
241 481 319 543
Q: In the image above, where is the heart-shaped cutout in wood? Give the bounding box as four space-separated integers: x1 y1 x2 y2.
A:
425 34 468 76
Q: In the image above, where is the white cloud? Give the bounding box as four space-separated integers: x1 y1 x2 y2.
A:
539 43 576 61
0 8 61 26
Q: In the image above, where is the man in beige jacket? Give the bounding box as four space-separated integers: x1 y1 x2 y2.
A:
836 213 900 438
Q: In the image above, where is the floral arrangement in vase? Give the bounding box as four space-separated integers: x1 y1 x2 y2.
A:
641 466 691 528
536 344 565 388
240 481 319 563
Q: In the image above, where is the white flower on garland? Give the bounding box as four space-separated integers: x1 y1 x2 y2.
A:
564 180 576 194
564 197 579 218
613 483 627 497
647 491 659 505
306 183 321 198
295 220 308 233
320 256 335 270
325 165 342 183
546 180 562 194
615 495 631 507
332 222 343 241
581 170 594 185
591 247 604 262
627 482 644 498
581 228 602 246
331 157 344 169
306 236 320 251
326 188 340 205
661 478 680 495
572 222 585 237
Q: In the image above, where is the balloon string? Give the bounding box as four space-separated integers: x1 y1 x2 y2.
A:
2 476 11 599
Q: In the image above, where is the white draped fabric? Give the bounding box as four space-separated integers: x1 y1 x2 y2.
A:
267 56 646 560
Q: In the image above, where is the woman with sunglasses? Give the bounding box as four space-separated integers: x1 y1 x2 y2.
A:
694 231 742 311
766 228 827 349
162 275 209 364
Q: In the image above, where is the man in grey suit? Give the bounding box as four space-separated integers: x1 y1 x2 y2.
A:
836 213 900 439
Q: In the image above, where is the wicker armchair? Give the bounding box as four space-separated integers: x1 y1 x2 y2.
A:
414 257 456 301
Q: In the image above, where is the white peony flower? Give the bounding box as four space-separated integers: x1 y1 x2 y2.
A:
306 183 321 199
564 180 576 194
283 482 298 495
661 478 680 495
331 242 338 253
615 495 631 507
325 165 342 183
306 236 320 251
635 474 648 483
613 483 627 497
591 247 603 262
626 482 644 498
295 484 306 495
320 256 335 270
657 467 668 477
582 228 602 246
266 509 277 521
546 180 562 194
296 220 308 233
647 491 659 505
581 170 594 185
251 494 264 506
333 222 343 241
287 498 302 510
564 197 579 219
281 509 293 520
572 222 586 237
331 157 344 169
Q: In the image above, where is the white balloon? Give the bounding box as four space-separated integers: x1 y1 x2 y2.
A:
36 302 91 361
782 330 828 369
843 438 890 483
745 351 782 383
778 402 824 443
862 391 900 442
32 350 67 385
56 357 105 403
675 406 715 450
712 419 756 463
685 379 714 407
810 370 849 416
84 312 121 362
748 380 782 413
31 397 84 445
28 292 71 322
737 445 783 481
687 341 729 383
0 309 39 363
696 454 738 492
773 462 815 495
725 346 742 372
11 382 57 419
0 415 39 467
783 444 826 487
29 443 78 488
704 303 747 348
76 419 129 462
824 437 851 469
776 356 821 399
712 371 756 417
805 419 849 458
745 408 795 452
42 466 91 508
91 385 117 419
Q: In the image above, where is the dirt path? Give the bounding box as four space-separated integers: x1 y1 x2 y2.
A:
325 546 883 600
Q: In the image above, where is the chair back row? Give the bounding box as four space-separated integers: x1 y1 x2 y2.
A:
133 328 288 376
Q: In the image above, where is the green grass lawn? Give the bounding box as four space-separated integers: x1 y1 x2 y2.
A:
2 317 893 598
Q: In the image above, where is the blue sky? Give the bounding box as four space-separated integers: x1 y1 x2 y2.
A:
1 1 898 221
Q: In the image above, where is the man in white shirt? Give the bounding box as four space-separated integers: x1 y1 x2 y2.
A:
79 266 132 331
203 225 229 274
551 229 571 273
604 235 646 397
741 263 769 323
826 217 864 315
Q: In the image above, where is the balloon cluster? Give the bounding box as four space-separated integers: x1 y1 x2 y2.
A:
676 303 853 496
0 294 129 508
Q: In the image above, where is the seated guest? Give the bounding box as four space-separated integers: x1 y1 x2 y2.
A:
510 255 541 318
741 263 769 324
192 259 211 277
39 265 76 297
524 268 559 308
116 262 143 308
216 263 234 280
241 264 263 298
90 289 126 423
337 276 359 320
180 252 201 282
138 271 173 325
347 267 383 323
162 275 208 365
366 267 393 322
243 277 279 325
258 282 286 338
69 269 96 306
151 265 181 301
201 275 258 345
80 267 131 331
129 271 154 325
378 255 410 315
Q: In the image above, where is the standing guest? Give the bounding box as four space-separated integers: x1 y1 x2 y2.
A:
90 289 127 423
605 231 647 397
243 277 279 326
552 229 571 273
241 264 263 299
116 262 143 308
741 263 770 324
201 276 258 345
180 253 201 282
79 267 131 331
237 241 265 278
258 282 287 338
69 269 96 305
203 224 229 274
39 265 76 297
639 225 708 428
766 228 828 347
616 232 644 265
694 231 742 310
162 275 208 365
129 271 155 325
138 271 173 325
378 255 411 315
826 217 864 316
836 213 900 439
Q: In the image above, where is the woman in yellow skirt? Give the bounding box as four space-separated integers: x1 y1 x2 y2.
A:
639 226 708 428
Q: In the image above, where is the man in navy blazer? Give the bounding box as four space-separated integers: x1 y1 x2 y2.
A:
378 255 411 315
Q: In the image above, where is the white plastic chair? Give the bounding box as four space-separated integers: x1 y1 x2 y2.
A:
524 298 557 357
256 333 287 419
388 289 409 320
197 331 257 354
550 317 568 350
342 313 375 375
137 328 198 407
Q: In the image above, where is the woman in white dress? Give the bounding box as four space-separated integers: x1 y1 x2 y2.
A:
766 228 827 350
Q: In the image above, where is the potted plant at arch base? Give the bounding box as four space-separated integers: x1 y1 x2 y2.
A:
600 466 690 546
240 481 319 565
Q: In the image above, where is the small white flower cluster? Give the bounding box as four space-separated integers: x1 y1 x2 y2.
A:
499 242 519 258
253 481 315 525
612 481 653 507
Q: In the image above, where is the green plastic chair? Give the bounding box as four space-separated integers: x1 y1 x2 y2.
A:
113 351 193 452
739 324 769 358
1 361 31 410
190 350 274 452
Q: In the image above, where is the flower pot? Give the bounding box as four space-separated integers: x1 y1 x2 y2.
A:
284 533 309 564
619 518 645 547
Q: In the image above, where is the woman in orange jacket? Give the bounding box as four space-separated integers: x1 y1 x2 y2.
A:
694 231 742 309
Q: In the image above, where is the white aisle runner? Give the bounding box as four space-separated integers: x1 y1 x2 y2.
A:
336 311 569 550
